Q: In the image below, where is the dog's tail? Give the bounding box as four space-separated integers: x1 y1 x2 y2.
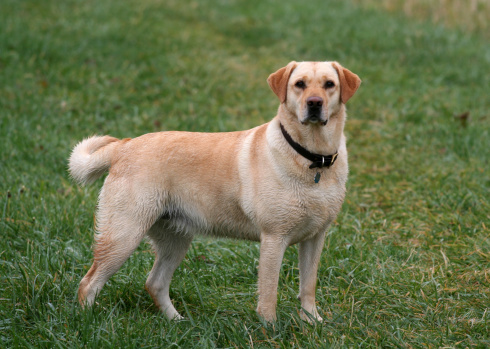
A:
69 135 121 185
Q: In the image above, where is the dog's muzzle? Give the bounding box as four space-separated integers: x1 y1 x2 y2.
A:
302 96 327 125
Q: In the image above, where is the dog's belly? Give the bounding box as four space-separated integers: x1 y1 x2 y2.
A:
157 201 262 241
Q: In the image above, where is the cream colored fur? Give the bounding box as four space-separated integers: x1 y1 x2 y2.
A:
69 61 361 323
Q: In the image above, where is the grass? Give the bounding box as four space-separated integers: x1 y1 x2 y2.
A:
1 0 489 347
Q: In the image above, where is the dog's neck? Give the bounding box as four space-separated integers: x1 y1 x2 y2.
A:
277 104 346 155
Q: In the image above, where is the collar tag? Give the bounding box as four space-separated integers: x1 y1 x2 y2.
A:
314 172 321 183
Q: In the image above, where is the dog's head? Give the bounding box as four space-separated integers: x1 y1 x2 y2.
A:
268 61 361 125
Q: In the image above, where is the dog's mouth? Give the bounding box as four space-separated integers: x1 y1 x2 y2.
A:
301 112 328 126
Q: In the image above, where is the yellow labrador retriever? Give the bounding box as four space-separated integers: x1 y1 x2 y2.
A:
69 61 361 322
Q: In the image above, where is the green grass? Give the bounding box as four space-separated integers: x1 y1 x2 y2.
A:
1 0 489 347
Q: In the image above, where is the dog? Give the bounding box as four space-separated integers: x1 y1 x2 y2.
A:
69 61 361 322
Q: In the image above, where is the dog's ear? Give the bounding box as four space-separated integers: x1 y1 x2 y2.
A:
332 62 361 104
267 61 298 103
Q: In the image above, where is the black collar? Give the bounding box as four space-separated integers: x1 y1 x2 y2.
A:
280 123 338 169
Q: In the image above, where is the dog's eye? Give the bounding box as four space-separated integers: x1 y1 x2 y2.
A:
295 80 306 89
325 81 335 89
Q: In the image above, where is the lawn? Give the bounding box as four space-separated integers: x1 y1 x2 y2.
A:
1 0 489 347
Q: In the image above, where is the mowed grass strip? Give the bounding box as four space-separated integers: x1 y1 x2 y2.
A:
0 0 489 347
352 0 490 36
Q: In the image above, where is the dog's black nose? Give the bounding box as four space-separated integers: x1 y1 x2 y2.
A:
307 96 323 107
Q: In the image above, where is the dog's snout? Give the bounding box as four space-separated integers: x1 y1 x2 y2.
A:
304 96 325 124
306 96 323 107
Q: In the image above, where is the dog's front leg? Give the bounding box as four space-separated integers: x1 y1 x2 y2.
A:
298 231 326 323
256 235 288 323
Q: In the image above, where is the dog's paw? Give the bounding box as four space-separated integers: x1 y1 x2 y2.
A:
300 308 323 324
170 313 184 321
256 306 277 323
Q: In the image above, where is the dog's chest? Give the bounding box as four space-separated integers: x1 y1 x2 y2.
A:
256 171 346 244
295 180 344 234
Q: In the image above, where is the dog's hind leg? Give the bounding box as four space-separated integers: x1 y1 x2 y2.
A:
145 222 193 320
78 187 160 308
78 226 147 307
